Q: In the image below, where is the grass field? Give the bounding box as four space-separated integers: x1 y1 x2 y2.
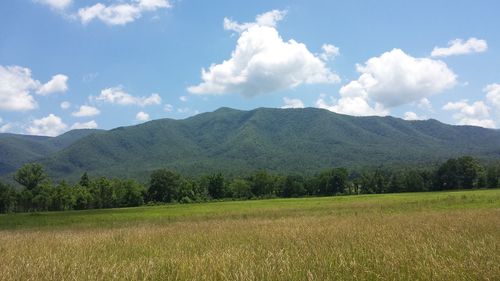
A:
1 189 499 280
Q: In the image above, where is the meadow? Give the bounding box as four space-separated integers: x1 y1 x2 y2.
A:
0 189 499 280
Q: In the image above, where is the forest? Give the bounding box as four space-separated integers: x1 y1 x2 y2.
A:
1 156 499 213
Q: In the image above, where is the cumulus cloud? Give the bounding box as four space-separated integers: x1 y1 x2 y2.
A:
136 111 150 121
431 38 488 57
281 97 305 109
0 65 39 111
320 44 340 61
70 120 98 130
0 123 12 133
78 0 171 25
315 94 388 116
314 49 456 117
27 114 68 136
344 49 456 108
72 105 100 117
37 74 68 95
163 104 173 112
223 9 287 33
96 87 161 106
188 10 339 97
403 111 426 121
0 118 10 133
0 65 70 111
35 0 72 10
443 100 495 128
417 98 433 111
484 83 500 111
179 95 188 102
60 101 71 109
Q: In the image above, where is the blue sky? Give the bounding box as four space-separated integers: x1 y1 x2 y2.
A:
0 0 499 136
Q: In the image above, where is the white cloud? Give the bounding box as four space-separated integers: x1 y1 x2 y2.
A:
281 97 304 109
96 87 161 106
27 114 67 136
0 118 9 133
136 111 150 121
176 107 199 115
60 101 71 109
189 11 339 97
179 95 188 102
417 98 433 111
443 100 495 128
70 120 98 130
163 104 173 112
35 0 72 10
1 65 70 111
320 44 340 61
316 94 388 116
484 83 500 111
343 49 456 108
72 105 100 117
138 0 171 10
223 9 287 33
37 74 68 95
78 0 171 26
0 123 12 133
403 111 426 121
431 38 488 57
0 65 39 111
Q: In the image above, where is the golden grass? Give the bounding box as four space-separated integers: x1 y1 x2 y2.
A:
1 208 499 280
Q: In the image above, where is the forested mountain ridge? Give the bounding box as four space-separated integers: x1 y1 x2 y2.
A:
1 107 499 181
34 107 500 181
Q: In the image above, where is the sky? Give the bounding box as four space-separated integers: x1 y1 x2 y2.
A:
0 0 499 136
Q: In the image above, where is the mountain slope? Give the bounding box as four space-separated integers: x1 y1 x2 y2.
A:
0 129 101 175
37 107 500 181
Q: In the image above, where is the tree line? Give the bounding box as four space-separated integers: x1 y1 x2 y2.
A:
1 156 499 213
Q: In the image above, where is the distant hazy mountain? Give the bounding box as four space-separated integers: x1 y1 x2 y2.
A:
1 108 499 181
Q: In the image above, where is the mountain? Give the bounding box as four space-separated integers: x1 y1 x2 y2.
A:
0 129 101 175
29 107 500 181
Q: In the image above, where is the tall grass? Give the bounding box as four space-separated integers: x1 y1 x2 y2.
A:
0 190 499 280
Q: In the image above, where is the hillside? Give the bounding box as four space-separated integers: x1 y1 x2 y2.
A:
32 107 500 181
0 129 100 176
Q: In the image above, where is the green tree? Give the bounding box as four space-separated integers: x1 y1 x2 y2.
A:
435 158 460 190
79 172 90 188
17 189 34 212
405 170 425 192
31 181 54 211
14 163 47 190
207 173 225 199
317 168 349 195
74 185 93 210
486 164 500 188
177 179 197 203
114 179 145 207
50 181 75 211
388 172 405 193
0 181 17 213
281 175 306 198
249 171 276 197
90 177 116 208
229 178 253 199
457 156 483 189
147 169 181 203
